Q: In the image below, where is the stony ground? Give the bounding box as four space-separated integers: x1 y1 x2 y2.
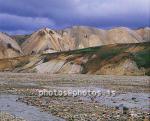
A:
17 95 150 121
0 112 26 121
0 73 149 92
0 73 150 121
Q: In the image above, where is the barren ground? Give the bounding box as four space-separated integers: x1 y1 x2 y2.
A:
0 73 150 121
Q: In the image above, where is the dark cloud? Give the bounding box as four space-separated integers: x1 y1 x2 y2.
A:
0 13 55 30
0 0 149 34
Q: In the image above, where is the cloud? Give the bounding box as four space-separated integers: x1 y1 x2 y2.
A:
0 13 55 31
0 0 149 34
76 0 150 16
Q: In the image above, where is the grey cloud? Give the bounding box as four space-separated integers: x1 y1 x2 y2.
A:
0 0 149 34
0 13 55 31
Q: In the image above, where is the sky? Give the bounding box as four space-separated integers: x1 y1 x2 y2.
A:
0 0 150 34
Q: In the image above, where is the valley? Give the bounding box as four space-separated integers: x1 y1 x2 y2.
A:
0 26 150 121
0 73 150 121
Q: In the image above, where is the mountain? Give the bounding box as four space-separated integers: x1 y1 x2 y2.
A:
0 32 23 59
0 42 149 76
21 28 74 55
21 26 150 55
58 26 149 48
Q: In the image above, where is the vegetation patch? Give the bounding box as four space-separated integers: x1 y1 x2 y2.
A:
133 48 150 69
15 60 29 68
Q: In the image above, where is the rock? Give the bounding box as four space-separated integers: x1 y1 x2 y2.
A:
123 107 129 115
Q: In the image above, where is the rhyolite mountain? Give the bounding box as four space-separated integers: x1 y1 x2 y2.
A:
18 26 150 54
58 26 149 48
12 26 150 55
0 32 23 59
21 28 75 55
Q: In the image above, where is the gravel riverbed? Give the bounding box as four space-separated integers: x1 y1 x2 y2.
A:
0 73 150 121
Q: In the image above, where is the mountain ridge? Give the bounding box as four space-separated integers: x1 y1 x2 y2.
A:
0 26 149 62
19 26 150 55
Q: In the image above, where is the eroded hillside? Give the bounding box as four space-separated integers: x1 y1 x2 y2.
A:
13 26 150 55
21 28 75 55
0 32 23 59
58 26 150 49
0 42 149 76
